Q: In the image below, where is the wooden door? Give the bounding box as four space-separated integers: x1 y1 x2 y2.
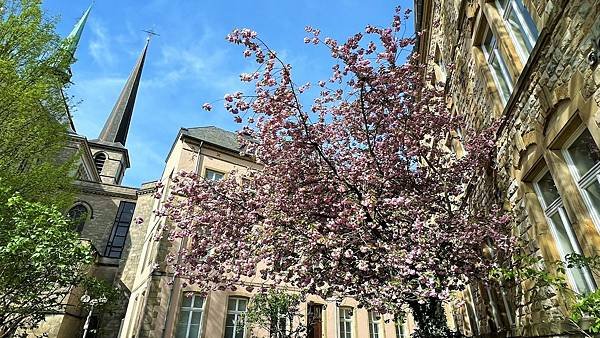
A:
307 304 323 338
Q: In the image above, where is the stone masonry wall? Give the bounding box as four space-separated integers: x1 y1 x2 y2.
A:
424 0 600 336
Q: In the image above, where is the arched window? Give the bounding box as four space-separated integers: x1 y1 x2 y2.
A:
68 204 88 232
94 153 107 175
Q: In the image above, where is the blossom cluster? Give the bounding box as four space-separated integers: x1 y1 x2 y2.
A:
176 6 512 316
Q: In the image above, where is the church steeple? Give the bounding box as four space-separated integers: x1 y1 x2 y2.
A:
98 38 150 146
65 5 92 60
62 5 92 133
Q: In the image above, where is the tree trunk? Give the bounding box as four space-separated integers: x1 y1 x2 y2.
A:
409 298 463 338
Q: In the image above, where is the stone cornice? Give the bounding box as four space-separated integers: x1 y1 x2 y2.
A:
137 181 158 196
74 180 138 199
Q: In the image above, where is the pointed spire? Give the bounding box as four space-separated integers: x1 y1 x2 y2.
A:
98 38 150 146
65 4 92 59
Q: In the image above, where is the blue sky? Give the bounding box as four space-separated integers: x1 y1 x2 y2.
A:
43 0 414 187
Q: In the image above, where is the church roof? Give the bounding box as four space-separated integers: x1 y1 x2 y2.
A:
183 126 241 153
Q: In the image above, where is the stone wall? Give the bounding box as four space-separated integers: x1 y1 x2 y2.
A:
421 0 600 336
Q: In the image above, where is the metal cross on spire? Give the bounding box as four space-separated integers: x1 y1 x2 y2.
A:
142 29 160 41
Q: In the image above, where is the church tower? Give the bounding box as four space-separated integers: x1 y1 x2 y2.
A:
88 39 150 185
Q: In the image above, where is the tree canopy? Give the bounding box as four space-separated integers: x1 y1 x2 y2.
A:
0 0 75 208
161 6 512 337
0 187 92 337
0 1 112 336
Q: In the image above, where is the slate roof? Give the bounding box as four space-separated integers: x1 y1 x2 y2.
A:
98 39 149 146
183 126 241 153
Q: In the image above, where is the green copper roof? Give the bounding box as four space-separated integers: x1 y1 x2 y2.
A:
65 5 92 59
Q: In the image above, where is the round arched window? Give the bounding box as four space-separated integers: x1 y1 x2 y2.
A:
68 204 88 232
94 153 107 175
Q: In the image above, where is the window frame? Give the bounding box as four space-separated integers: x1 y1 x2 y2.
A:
481 26 514 104
368 311 382 338
395 319 407 338
104 201 136 259
204 168 225 181
270 311 289 338
562 125 600 230
338 306 354 338
532 168 596 293
176 294 206 338
67 204 89 232
224 297 248 338
495 0 539 62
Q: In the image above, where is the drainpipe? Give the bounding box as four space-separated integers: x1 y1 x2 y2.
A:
160 141 203 338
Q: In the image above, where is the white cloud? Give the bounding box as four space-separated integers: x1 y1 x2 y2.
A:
88 19 115 66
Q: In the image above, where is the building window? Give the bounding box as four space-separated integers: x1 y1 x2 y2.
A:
563 127 600 229
176 294 205 338
368 311 382 338
67 204 88 232
205 169 224 181
533 170 596 293
307 303 323 338
495 0 539 61
270 311 288 338
225 297 248 338
481 27 513 104
338 307 353 338
104 201 136 258
94 153 107 175
115 163 124 184
76 164 87 180
395 319 406 338
433 46 447 89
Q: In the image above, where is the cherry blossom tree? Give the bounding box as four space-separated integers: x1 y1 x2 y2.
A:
160 7 511 337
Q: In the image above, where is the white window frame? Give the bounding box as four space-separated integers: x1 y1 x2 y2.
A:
533 168 596 293
495 0 539 62
271 311 289 338
395 319 407 338
337 306 354 338
481 26 514 104
368 311 382 338
225 297 248 338
562 125 600 231
205 169 225 181
177 294 206 338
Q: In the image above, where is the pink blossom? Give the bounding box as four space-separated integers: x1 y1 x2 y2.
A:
161 12 513 329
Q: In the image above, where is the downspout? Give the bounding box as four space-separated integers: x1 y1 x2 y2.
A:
160 141 203 338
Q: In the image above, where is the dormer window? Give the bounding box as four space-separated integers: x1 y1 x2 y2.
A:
94 153 107 175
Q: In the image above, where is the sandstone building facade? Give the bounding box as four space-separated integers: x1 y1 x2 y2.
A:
414 0 600 336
